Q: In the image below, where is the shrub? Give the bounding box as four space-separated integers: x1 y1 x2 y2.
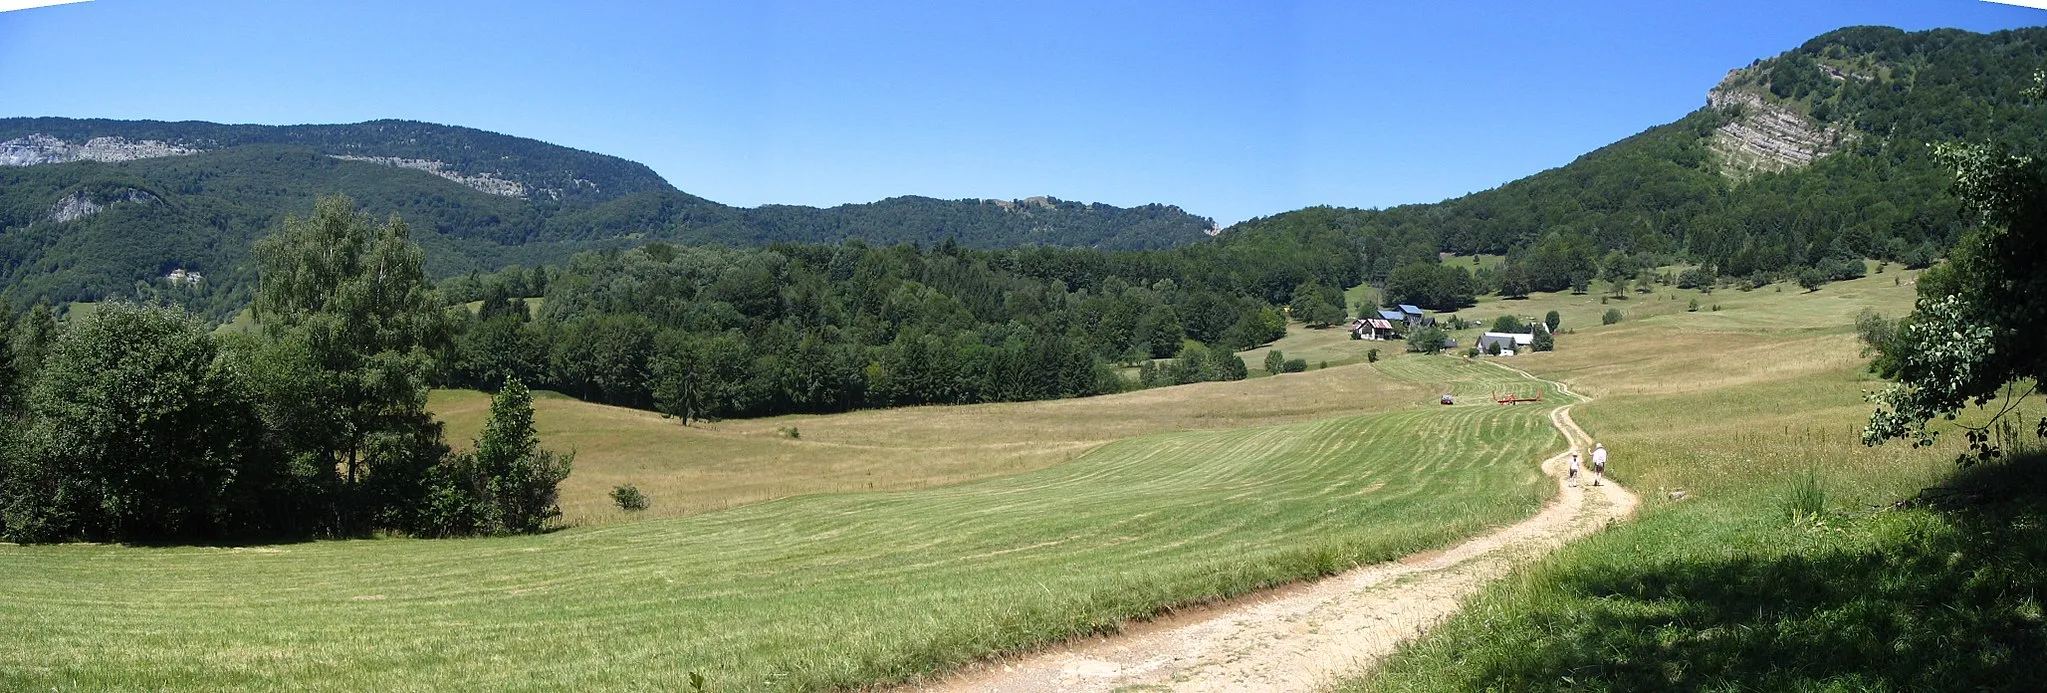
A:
1486 341 1502 356
1544 311 1561 332
1366 348 1380 363
1264 350 1286 375
1282 358 1308 373
1797 267 1829 292
1531 329 1555 352
779 427 801 439
1823 256 1867 281
1688 298 1700 312
1676 267 1714 289
1490 315 1526 333
611 484 650 512
1318 361 1328 370
1857 309 1896 356
1406 325 1449 354
1602 308 1623 325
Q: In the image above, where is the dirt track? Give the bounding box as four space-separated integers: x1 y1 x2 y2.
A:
911 372 1638 693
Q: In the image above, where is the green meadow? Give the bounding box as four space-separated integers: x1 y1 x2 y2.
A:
1354 269 2047 690
3 358 1567 692
14 268 2025 692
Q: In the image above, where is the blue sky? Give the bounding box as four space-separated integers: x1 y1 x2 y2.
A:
1 1 2042 225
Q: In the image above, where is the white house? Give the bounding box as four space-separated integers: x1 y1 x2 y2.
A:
1478 331 1535 355
1350 317 1397 341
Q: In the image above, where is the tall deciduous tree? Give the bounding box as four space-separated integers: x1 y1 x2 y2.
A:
8 303 56 388
1865 140 2047 460
0 310 17 417
0 304 269 542
250 196 451 526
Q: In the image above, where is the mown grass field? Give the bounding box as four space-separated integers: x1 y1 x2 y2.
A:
5 357 1570 692
1352 269 2047 690
431 343 1458 526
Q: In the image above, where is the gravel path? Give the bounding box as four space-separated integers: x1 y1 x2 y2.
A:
910 372 1637 693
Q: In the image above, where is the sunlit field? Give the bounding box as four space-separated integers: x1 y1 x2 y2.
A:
1354 268 2047 690
432 348 1448 526
6 359 1567 692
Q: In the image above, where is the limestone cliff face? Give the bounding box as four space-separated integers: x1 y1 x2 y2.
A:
46 188 163 224
329 154 530 198
0 134 199 166
0 133 547 200
1705 69 1853 178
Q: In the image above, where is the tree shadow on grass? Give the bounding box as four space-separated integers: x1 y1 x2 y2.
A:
1480 451 2047 691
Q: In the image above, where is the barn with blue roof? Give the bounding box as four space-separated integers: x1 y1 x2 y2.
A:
1393 305 1433 328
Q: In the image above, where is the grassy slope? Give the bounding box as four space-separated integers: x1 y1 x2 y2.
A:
433 348 1445 526
1353 270 2047 690
1236 320 1380 375
0 358 1576 692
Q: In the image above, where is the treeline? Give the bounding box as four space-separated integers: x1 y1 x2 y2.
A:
0 198 571 543
438 237 1277 419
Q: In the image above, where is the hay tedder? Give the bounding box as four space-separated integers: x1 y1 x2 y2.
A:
1493 388 1543 405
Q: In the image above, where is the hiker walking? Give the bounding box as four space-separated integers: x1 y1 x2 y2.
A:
1591 443 1608 486
1567 450 1581 486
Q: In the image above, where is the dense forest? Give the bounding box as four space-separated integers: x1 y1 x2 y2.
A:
438 236 1275 420
0 119 1217 316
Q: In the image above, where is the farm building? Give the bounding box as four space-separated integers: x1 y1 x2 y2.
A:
1396 304 1434 328
1349 317 1398 340
1477 331 1535 356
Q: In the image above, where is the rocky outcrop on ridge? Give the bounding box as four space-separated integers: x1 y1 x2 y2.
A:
329 154 531 198
0 134 200 166
46 188 162 224
1705 71 1852 177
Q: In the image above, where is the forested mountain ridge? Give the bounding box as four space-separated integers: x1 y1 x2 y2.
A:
0 118 1216 315
1214 25 2047 305
0 118 672 204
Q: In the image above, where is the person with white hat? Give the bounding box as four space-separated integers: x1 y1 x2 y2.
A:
1591 443 1608 486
